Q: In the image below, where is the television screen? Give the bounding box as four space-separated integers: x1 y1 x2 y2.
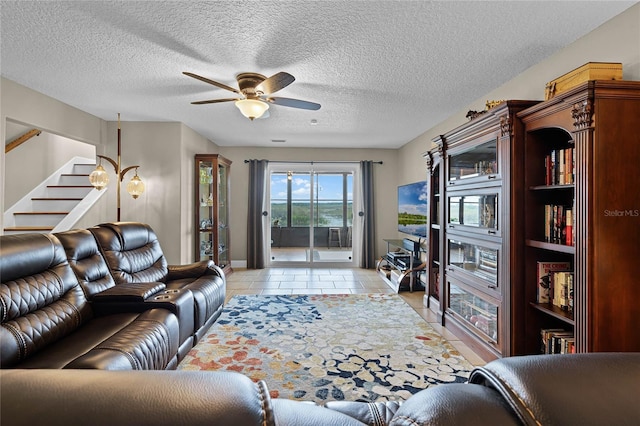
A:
398 181 428 237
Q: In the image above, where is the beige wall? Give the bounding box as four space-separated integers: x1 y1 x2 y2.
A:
399 3 640 176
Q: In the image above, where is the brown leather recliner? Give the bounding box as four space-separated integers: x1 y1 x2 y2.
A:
89 222 226 342
55 228 196 361
0 233 180 370
2 353 639 425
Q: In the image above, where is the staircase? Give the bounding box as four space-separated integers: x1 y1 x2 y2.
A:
3 157 106 234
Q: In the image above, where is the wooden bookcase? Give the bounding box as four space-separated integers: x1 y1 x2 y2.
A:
426 101 538 360
516 80 640 354
194 154 232 274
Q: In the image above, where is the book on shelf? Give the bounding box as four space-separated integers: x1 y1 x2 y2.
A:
536 261 572 304
552 271 574 311
541 328 575 354
544 204 574 246
545 147 574 185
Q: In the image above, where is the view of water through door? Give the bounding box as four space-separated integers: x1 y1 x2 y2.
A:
267 164 357 267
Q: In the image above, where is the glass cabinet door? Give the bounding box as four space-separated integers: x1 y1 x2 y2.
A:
448 281 499 346
448 139 498 182
217 162 229 268
448 192 499 233
447 238 499 292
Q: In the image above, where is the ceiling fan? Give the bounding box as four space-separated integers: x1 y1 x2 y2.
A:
183 71 321 120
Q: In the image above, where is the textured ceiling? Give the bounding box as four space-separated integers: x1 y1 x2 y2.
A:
1 1 635 149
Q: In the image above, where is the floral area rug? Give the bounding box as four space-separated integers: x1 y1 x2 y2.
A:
178 294 473 403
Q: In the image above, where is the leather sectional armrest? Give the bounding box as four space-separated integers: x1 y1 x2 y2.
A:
92 282 166 302
167 260 225 280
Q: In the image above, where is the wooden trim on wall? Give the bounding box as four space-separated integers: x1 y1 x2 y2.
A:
5 129 42 153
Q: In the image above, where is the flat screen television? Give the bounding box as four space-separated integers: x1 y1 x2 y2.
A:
398 181 428 238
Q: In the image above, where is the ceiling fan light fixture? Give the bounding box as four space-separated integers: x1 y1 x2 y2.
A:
235 99 269 120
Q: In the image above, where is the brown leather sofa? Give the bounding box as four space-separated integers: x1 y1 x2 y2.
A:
2 353 639 425
0 233 180 370
88 222 226 342
1 222 226 369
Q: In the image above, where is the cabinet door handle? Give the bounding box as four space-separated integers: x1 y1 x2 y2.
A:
487 175 497 180
488 285 497 289
449 224 455 229
488 230 496 235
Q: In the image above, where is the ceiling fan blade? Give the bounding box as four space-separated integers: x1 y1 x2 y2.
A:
267 97 321 110
255 72 295 95
183 72 240 94
191 98 239 105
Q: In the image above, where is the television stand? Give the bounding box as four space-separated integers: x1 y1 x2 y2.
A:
376 238 424 292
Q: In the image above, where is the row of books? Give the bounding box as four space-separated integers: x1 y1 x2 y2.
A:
545 147 575 186
541 328 575 354
536 261 573 310
544 204 574 246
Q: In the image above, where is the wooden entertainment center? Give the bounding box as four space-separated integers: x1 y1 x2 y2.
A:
423 81 640 359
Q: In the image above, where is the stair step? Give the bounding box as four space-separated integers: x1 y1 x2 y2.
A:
31 198 83 200
45 185 93 197
31 197 83 211
58 174 91 185
14 211 69 227
47 185 93 188
3 226 55 234
14 212 70 215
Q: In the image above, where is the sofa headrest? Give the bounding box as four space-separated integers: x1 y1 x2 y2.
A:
97 222 157 251
55 229 116 298
90 222 168 284
0 233 66 282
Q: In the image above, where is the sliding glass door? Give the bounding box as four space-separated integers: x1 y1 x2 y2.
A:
266 163 358 267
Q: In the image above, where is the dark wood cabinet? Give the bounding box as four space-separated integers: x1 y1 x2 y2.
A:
517 80 640 354
426 101 538 360
195 154 232 274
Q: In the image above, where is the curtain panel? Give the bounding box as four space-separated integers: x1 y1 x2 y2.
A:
247 159 268 268
360 160 376 268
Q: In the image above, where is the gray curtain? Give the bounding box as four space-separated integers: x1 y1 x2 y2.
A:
247 159 268 269
360 160 376 268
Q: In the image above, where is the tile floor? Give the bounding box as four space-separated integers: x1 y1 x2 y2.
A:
226 267 487 366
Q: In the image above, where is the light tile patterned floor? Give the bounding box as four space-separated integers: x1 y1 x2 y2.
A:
226 267 487 366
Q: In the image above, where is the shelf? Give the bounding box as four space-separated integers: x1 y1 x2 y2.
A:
530 302 575 326
529 184 575 191
526 239 575 254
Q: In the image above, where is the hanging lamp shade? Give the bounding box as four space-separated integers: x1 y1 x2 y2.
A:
235 99 269 120
89 164 109 190
126 170 145 199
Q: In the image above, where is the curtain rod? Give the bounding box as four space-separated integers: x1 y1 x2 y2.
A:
244 160 383 164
